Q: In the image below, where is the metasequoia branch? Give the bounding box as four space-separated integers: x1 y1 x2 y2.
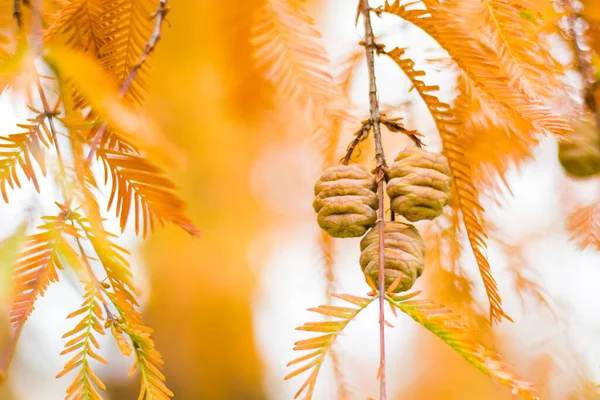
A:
358 1 387 399
86 0 170 163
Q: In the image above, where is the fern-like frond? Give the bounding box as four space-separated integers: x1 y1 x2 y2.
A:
44 45 181 165
0 111 53 202
382 0 571 139
386 295 538 398
70 211 173 398
124 323 173 400
251 0 350 124
567 201 600 251
10 213 79 330
285 294 375 399
455 71 538 193
45 0 103 55
56 281 107 400
386 48 510 323
73 212 136 295
478 0 562 100
97 0 156 103
96 148 199 237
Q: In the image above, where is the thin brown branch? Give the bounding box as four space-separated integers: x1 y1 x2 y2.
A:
359 1 387 398
359 1 385 169
85 0 170 163
30 0 71 204
342 121 371 164
374 176 387 400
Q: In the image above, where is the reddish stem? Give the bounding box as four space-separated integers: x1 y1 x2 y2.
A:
359 0 387 398
376 176 387 400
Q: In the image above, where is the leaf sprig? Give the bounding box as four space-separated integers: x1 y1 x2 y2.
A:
286 292 539 400
386 47 511 324
386 294 539 399
285 294 375 399
57 281 107 400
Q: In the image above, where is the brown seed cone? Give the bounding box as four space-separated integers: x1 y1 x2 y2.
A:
360 222 425 293
387 147 452 222
313 164 377 238
558 118 600 178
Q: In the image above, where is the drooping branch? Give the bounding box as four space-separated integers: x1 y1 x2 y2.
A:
359 0 385 170
358 1 387 399
86 0 170 163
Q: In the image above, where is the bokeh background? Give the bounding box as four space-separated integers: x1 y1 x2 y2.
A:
1 0 600 399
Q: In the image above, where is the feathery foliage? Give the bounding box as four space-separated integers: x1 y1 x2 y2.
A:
251 0 350 127
43 45 168 156
0 0 184 396
10 212 79 331
71 211 173 399
97 148 199 237
56 282 107 400
285 294 375 399
382 0 571 139
386 47 510 323
0 110 52 202
568 201 600 252
386 294 539 398
125 323 174 400
474 0 561 99
45 0 103 55
2 0 600 398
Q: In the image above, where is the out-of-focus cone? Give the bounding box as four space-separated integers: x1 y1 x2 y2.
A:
558 118 600 178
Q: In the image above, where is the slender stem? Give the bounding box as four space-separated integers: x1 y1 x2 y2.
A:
120 0 169 97
30 0 71 206
85 0 169 163
359 1 387 398
70 221 115 318
35 76 71 205
375 178 387 400
359 0 385 169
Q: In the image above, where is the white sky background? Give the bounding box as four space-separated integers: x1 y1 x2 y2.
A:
0 0 599 399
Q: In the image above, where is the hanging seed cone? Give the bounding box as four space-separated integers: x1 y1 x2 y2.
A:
313 164 378 238
359 221 425 293
387 147 452 222
558 118 600 178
